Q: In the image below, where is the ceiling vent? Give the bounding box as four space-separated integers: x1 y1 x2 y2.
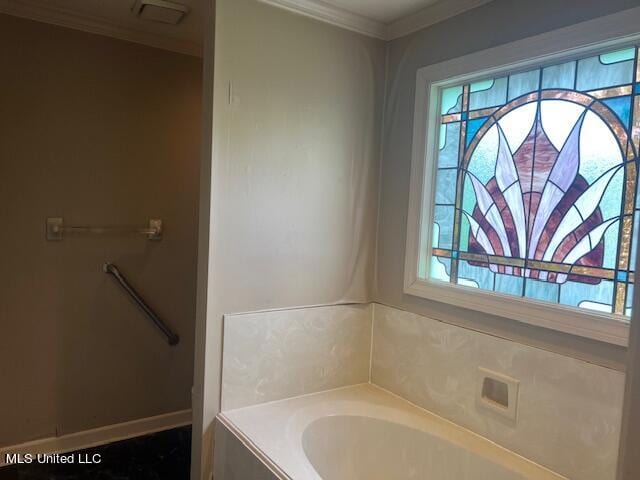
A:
132 0 189 25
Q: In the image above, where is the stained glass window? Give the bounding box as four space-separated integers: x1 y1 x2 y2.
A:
425 46 640 316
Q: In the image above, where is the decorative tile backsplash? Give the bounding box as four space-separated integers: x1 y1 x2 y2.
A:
371 303 625 480
221 304 372 411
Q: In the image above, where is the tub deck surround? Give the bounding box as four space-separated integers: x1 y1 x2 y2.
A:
371 304 625 480
218 384 566 480
219 303 624 479
221 304 372 411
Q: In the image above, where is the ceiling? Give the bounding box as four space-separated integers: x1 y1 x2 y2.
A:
0 0 491 56
0 0 203 56
323 0 439 24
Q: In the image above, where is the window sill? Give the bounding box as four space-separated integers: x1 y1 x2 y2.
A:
404 278 630 346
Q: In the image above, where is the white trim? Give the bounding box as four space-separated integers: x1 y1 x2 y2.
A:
190 0 215 476
0 409 191 467
257 0 386 39
0 0 202 57
404 7 640 347
256 0 494 41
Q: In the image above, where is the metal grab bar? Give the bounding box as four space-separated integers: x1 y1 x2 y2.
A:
104 263 179 346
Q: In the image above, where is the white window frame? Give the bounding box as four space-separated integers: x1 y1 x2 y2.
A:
405 7 640 347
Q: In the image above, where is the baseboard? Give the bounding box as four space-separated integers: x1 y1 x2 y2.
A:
0 409 192 467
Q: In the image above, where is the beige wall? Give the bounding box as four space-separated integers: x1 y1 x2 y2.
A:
0 15 202 446
192 0 386 477
374 0 640 370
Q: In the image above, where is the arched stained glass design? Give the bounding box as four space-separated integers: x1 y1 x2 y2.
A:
427 46 640 316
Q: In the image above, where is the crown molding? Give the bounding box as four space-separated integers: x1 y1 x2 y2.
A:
386 0 494 40
258 0 494 41
0 0 202 57
0 0 493 52
258 0 387 39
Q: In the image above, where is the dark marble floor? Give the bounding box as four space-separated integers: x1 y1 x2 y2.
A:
0 426 191 480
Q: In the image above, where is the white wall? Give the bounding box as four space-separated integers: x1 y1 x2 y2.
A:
618 215 640 479
192 0 386 477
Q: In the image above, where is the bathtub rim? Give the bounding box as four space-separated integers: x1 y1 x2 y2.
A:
218 383 568 480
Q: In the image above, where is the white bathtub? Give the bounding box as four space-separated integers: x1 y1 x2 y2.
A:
218 384 566 480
